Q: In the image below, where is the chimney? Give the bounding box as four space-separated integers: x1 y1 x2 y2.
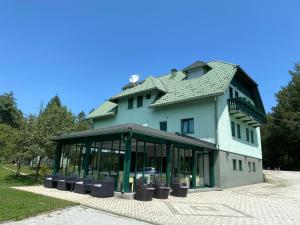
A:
170 68 177 79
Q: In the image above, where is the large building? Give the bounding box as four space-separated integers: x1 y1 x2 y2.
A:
53 60 266 192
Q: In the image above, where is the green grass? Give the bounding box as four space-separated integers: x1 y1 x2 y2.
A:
0 163 77 222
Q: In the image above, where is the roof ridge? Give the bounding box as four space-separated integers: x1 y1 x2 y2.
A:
209 60 238 67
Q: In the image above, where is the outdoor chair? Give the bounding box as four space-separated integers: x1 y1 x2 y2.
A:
57 173 78 191
90 177 115 198
153 177 170 199
44 173 63 188
170 178 188 197
74 175 95 194
134 178 155 201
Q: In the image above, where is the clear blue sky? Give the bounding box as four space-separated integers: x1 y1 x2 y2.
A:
1 1 299 116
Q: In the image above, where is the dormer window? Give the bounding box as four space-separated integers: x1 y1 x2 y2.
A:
182 60 211 80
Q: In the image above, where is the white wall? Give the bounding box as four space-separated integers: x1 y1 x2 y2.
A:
93 91 216 144
217 88 262 159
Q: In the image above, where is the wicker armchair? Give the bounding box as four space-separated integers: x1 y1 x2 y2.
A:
44 173 63 188
74 175 95 194
153 177 170 199
57 173 78 191
90 177 115 198
134 178 155 201
170 178 188 197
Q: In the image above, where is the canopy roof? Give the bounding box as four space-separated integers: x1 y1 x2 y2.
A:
53 123 216 150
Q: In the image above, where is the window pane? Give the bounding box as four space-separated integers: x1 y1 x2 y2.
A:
231 121 236 137
182 121 188 133
237 124 241 139
128 98 133 109
233 159 237 170
250 130 254 143
160 121 167 131
137 96 143 107
189 119 194 133
246 128 249 142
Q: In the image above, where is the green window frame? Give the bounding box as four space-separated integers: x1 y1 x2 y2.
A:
246 128 250 142
137 95 143 107
160 121 167 131
181 118 194 134
231 121 236 137
128 98 134 109
237 124 241 139
250 130 254 143
238 160 243 171
233 159 237 171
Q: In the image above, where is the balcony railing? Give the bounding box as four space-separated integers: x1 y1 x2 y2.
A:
228 97 267 125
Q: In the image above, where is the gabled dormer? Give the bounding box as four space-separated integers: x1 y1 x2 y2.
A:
182 61 212 80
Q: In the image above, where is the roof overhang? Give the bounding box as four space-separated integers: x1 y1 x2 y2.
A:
52 123 217 150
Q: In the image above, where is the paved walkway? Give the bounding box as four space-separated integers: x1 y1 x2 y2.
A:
11 171 300 225
3 206 150 225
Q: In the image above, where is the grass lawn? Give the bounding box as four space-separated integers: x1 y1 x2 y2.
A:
0 163 77 222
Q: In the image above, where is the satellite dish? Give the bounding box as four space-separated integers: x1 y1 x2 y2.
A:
129 74 139 83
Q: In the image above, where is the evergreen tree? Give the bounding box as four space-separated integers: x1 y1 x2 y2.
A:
262 63 300 170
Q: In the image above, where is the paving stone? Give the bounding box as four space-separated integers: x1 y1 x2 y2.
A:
12 171 300 225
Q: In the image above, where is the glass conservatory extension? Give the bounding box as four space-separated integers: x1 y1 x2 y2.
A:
52 124 216 193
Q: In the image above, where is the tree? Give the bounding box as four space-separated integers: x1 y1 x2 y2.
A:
0 92 23 128
32 95 76 181
262 63 300 170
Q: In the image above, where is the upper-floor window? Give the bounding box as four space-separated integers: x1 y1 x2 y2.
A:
246 128 250 142
231 121 236 137
229 87 233 99
146 94 151 99
250 130 254 143
238 160 243 171
160 121 167 131
137 95 143 107
233 159 237 171
235 90 239 98
181 118 194 134
237 124 241 139
128 98 134 109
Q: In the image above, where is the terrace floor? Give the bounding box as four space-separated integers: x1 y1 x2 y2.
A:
8 170 300 225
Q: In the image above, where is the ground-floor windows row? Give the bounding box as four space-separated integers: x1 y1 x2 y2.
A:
232 158 256 173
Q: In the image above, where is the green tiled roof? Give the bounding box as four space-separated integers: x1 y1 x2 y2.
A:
110 76 167 101
150 61 237 107
88 101 117 119
89 61 238 118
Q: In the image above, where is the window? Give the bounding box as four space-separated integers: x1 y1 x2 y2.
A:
160 121 167 131
252 162 256 172
246 128 250 142
128 98 134 109
237 124 241 139
229 87 233 98
146 94 151 99
231 121 236 137
250 130 254 143
137 95 143 107
235 90 239 98
248 162 252 172
233 159 237 171
181 118 194 134
238 160 243 171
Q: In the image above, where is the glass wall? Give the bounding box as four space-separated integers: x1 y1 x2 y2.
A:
59 144 84 177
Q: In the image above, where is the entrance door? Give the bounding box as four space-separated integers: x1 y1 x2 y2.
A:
196 153 210 187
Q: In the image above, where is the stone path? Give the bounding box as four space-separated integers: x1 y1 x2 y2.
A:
3 206 150 225
10 171 300 225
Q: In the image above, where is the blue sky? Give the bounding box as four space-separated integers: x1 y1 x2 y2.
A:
1 1 299 116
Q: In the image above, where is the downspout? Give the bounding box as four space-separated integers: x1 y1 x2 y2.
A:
214 97 219 149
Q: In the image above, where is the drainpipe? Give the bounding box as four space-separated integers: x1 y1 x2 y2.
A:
214 97 219 149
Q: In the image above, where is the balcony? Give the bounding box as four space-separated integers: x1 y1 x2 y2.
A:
227 97 267 127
